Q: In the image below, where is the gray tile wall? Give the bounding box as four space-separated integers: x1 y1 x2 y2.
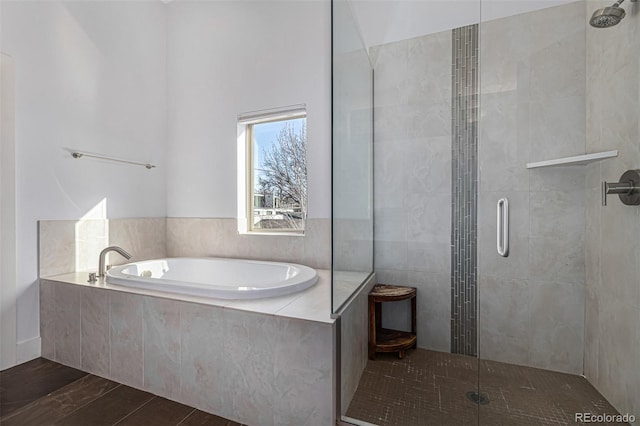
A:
371 29 452 353
451 24 479 357
584 0 640 418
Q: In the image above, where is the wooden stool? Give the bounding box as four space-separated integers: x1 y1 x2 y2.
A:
368 284 417 360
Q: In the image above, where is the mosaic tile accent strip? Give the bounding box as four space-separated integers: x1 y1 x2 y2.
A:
450 24 479 356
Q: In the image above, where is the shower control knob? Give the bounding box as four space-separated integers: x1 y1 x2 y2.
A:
602 169 640 206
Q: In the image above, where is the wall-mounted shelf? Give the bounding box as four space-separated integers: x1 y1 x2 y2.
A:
526 150 618 169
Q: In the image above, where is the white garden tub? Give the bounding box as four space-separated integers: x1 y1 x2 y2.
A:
106 257 318 300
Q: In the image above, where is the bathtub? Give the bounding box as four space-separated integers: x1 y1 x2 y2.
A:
105 257 318 299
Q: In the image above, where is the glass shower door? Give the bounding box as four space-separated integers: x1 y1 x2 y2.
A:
477 0 639 422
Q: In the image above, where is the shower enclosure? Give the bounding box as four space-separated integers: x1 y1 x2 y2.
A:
332 0 640 424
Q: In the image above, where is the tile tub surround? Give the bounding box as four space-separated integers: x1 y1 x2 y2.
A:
40 272 335 426
166 218 331 270
38 218 167 277
38 217 330 278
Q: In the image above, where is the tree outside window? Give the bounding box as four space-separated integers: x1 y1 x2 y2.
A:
249 115 307 232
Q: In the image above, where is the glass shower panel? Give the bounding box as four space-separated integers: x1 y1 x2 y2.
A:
331 0 374 314
335 0 485 423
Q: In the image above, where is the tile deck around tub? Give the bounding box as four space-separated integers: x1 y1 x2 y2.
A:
40 268 334 324
39 277 336 425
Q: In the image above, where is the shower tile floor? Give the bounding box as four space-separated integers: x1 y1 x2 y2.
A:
346 349 624 426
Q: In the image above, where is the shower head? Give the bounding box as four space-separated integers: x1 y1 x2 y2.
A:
590 0 630 28
590 5 625 27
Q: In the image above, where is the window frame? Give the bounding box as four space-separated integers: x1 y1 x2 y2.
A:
238 106 307 235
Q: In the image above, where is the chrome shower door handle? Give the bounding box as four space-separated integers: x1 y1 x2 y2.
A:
497 198 509 257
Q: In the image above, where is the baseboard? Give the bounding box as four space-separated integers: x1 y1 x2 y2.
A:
16 336 41 364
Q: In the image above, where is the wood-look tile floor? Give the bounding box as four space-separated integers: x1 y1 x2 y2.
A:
346 349 624 426
0 358 243 426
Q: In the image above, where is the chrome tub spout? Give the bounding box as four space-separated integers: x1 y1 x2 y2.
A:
98 246 132 277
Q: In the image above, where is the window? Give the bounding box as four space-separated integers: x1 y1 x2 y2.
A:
237 106 307 234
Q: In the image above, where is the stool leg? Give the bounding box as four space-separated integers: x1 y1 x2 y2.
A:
399 350 405 359
368 297 376 360
411 295 417 348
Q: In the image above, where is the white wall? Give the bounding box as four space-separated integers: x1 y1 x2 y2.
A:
166 0 331 219
1 1 167 352
350 0 577 51
1 53 17 370
1 0 332 363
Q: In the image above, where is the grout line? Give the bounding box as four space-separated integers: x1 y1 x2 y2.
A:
54 381 123 424
111 395 156 426
175 408 197 426
3 361 237 426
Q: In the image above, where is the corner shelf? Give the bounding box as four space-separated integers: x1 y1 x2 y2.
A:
526 150 618 169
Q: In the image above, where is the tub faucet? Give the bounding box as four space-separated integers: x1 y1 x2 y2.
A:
98 246 132 277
